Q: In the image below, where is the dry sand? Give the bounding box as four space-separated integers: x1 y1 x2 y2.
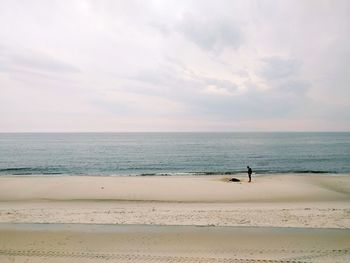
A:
1 223 349 263
0 174 349 262
0 174 349 228
1 174 349 203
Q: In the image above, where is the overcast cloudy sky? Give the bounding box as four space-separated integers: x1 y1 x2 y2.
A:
1 0 349 132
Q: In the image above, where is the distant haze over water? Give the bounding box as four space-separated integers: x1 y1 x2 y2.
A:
0 133 349 176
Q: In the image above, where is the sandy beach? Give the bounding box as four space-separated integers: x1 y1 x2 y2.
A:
0 174 349 227
1 174 350 262
1 223 350 263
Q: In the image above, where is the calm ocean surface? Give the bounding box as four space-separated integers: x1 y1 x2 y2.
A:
0 132 349 176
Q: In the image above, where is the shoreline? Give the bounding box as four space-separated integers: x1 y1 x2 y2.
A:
0 171 345 177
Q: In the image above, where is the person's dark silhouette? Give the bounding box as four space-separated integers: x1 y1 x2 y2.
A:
247 166 252 182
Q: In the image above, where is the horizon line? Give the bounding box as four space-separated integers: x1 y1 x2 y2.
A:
0 131 349 133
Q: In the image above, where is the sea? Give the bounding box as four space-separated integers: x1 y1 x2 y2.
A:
0 132 349 176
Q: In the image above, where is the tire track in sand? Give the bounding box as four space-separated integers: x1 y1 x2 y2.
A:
1 248 349 262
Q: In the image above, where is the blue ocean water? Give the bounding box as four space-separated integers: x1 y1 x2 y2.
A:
0 132 349 176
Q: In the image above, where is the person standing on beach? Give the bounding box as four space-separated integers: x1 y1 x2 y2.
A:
247 166 252 182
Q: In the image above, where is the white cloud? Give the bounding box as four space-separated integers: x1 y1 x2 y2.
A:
176 13 243 52
203 85 234 96
0 0 349 131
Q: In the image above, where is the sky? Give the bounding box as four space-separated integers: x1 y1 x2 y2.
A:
0 0 349 132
